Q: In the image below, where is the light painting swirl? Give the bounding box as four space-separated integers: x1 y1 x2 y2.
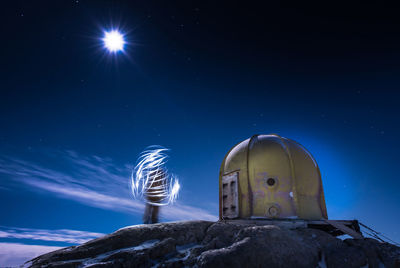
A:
131 146 180 206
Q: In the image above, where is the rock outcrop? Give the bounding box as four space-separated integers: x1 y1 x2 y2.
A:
27 220 400 268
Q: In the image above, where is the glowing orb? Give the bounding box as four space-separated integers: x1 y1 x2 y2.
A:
131 146 180 206
103 30 125 52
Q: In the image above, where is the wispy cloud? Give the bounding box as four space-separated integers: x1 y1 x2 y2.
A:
0 226 105 244
0 243 62 267
0 226 105 267
0 150 217 221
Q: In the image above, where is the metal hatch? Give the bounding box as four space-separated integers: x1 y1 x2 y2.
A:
221 172 239 219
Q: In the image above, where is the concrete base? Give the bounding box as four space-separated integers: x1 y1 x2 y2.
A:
222 218 362 238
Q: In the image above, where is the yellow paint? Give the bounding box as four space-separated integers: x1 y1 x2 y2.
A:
219 134 328 220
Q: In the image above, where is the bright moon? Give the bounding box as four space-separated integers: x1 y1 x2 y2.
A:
103 30 125 52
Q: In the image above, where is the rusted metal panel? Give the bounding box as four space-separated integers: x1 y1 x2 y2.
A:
221 172 239 219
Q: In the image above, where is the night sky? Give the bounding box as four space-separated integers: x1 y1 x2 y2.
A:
1 1 400 266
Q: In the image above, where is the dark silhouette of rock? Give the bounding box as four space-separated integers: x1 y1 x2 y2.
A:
27 220 400 268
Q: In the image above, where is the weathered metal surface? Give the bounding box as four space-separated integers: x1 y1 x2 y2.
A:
221 172 239 219
219 134 328 221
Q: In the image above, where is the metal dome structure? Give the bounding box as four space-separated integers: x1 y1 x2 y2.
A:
219 134 328 221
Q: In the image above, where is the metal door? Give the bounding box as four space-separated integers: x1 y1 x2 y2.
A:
221 172 239 219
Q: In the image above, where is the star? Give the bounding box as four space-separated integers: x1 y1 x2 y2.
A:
103 30 125 53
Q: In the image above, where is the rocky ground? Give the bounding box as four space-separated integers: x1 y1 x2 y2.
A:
27 220 400 268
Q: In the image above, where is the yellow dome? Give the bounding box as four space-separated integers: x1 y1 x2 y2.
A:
219 134 328 220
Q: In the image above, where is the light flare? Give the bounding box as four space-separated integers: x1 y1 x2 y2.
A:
131 146 180 206
103 30 125 52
